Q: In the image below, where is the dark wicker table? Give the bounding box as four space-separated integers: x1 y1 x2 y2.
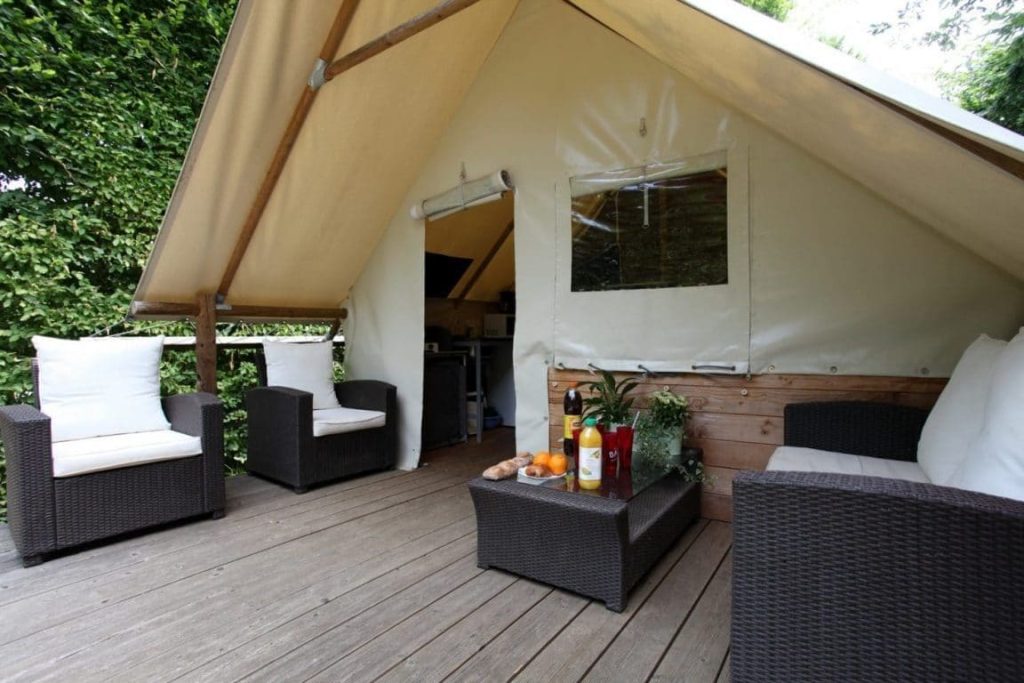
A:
468 466 700 611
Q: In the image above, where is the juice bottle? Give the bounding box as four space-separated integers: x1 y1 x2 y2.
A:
578 417 602 490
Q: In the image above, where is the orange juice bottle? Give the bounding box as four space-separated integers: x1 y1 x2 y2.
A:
578 417 602 490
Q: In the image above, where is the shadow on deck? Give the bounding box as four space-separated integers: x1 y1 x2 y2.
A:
0 428 731 682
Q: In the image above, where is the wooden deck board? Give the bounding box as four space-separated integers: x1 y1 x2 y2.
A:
651 551 733 682
582 521 733 682
513 518 710 683
0 429 732 682
0 473 466 654
0 467 408 605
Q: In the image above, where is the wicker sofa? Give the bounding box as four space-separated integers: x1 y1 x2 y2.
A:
245 354 397 493
731 401 1024 682
0 365 225 567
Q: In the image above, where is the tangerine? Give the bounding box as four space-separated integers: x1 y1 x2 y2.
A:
532 452 552 468
548 453 568 475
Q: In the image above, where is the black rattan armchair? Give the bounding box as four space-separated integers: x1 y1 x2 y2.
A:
731 401 1024 682
0 370 225 567
245 355 396 493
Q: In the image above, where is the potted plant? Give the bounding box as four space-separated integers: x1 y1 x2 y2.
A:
647 388 690 461
633 410 708 485
582 369 640 427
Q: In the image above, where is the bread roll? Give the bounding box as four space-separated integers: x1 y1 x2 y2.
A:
524 464 552 478
482 459 518 480
511 452 533 468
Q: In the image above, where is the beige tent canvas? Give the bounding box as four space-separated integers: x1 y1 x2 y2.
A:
134 0 1024 471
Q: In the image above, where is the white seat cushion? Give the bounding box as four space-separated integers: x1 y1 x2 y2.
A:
263 340 341 410
766 446 930 484
949 332 1024 502
51 430 202 478
33 336 171 442
312 407 387 438
917 334 1006 485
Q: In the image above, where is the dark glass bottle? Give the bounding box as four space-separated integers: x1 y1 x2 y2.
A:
563 386 583 461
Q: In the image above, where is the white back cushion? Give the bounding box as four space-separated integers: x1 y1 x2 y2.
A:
33 336 170 442
917 335 1006 485
950 333 1024 502
263 340 341 410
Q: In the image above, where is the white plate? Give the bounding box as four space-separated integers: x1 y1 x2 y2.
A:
517 466 566 485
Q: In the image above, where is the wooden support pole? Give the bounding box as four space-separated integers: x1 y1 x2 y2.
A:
196 293 218 394
323 317 342 342
324 0 484 81
217 0 361 298
455 220 513 302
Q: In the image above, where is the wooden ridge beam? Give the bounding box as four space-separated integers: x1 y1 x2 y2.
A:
217 0 361 298
131 300 346 322
324 0 484 81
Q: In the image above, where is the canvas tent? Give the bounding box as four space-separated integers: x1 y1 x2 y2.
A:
134 0 1024 471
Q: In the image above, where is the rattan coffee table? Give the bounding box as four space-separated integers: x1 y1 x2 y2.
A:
468 465 700 611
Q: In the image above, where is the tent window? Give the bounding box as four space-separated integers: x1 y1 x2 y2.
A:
570 163 728 292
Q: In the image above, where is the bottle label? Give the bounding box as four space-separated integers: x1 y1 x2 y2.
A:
563 415 581 439
578 446 601 481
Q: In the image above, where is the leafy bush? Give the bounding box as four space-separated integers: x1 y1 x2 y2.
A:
0 0 241 520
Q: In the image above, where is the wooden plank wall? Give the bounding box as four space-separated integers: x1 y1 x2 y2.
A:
548 368 946 522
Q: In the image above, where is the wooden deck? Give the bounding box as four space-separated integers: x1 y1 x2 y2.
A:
0 429 732 682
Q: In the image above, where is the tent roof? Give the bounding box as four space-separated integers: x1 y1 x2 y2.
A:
133 0 1024 321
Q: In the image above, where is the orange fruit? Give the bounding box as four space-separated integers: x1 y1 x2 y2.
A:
548 453 568 475
533 452 551 468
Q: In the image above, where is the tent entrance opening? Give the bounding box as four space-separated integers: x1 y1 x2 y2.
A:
422 192 515 449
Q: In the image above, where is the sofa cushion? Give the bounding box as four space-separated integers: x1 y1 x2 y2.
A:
313 407 387 438
766 446 930 483
33 336 171 442
263 340 341 410
949 332 1024 502
917 334 1006 485
51 429 202 478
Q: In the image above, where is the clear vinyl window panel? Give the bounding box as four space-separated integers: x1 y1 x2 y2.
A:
570 157 728 292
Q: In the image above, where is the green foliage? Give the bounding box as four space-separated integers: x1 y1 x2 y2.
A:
945 35 1024 133
632 413 710 485
0 0 239 519
647 388 690 431
583 370 639 426
873 1 1024 135
736 0 793 22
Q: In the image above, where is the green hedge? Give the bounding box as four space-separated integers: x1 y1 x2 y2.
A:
0 0 240 521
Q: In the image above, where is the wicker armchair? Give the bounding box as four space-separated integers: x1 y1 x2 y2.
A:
245 355 396 493
731 401 1024 682
0 367 225 567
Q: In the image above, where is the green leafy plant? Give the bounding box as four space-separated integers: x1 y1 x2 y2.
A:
872 1 1024 135
583 369 639 426
632 413 710 485
647 388 690 431
0 0 240 521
